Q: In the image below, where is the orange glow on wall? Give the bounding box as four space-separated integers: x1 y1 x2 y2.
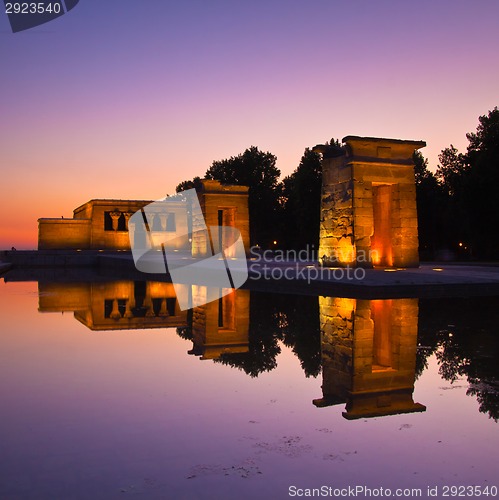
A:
372 185 394 268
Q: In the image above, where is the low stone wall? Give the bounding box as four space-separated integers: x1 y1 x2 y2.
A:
38 218 91 249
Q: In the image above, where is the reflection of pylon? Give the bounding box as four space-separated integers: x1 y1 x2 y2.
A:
129 189 248 311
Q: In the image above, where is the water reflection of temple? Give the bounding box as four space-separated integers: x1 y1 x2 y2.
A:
188 287 249 360
38 282 425 418
38 281 249 359
314 297 426 419
39 281 186 330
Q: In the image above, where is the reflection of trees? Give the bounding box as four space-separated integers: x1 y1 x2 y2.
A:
214 293 321 378
468 380 499 423
176 309 193 340
415 345 433 380
279 297 321 377
417 297 499 421
176 326 192 341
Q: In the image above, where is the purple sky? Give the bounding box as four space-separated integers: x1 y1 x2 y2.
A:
1 0 498 247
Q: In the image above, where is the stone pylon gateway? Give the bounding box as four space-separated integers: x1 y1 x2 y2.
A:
314 136 426 268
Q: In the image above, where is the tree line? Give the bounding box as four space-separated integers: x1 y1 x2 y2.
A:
178 107 499 260
417 107 499 260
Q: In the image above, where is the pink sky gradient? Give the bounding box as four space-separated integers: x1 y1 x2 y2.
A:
1 0 498 248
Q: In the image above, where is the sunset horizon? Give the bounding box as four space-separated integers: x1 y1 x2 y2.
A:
2 1 499 249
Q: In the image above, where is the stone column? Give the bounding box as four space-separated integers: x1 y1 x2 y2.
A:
147 213 156 231
158 214 168 232
144 283 155 317
123 212 133 231
158 298 168 317
123 299 134 319
110 211 121 231
109 299 121 320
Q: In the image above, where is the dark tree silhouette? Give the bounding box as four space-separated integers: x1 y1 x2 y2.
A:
414 151 448 259
206 146 281 248
464 107 499 258
436 145 468 196
281 148 322 252
417 296 499 421
175 176 203 193
435 107 499 259
212 293 320 378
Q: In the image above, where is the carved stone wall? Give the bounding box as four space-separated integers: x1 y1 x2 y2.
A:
193 179 250 258
190 288 250 359
315 136 425 268
315 296 426 419
38 179 250 254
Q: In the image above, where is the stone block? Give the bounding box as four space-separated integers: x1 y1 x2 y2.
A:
319 136 423 269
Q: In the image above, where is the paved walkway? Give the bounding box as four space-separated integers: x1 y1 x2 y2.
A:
3 251 499 298
243 260 499 298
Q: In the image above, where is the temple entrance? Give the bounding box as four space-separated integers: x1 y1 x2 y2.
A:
372 184 393 267
217 208 237 257
218 289 236 330
371 299 393 372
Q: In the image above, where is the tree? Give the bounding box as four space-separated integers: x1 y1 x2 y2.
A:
413 151 447 258
213 293 320 378
436 145 467 197
205 146 281 247
465 107 499 258
467 107 499 156
280 148 322 251
175 176 203 193
435 107 499 259
435 145 473 258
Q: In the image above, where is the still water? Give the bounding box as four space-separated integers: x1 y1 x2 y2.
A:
0 278 498 499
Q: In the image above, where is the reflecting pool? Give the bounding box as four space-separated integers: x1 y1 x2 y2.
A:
1 277 498 499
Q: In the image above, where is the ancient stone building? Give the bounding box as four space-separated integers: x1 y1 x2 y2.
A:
192 180 250 258
189 287 250 359
313 297 425 419
38 199 152 251
314 136 425 268
38 180 250 255
38 280 249 359
39 280 186 330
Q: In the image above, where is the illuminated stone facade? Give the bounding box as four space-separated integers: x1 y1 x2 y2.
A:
39 280 186 330
190 287 250 359
38 180 250 254
38 280 249 359
314 136 425 268
314 297 425 419
38 199 153 251
193 180 250 258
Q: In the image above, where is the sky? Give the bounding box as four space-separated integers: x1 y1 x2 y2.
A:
1 0 498 248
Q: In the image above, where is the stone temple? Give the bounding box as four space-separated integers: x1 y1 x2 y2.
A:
314 136 425 268
38 135 424 270
38 179 250 255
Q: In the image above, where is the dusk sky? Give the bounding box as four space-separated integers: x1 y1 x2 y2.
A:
1 0 498 248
